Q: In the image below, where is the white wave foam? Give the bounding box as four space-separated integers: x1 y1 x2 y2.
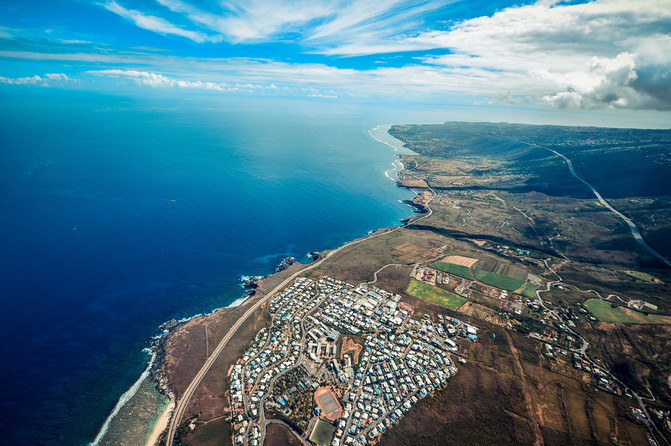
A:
226 294 250 308
89 350 156 446
369 125 416 182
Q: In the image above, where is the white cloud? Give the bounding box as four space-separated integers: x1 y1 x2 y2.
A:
0 75 43 85
401 0 671 109
0 72 70 86
86 69 231 90
107 0 453 45
45 73 69 80
4 0 671 110
103 1 220 43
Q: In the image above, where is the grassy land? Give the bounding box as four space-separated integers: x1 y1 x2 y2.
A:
406 279 467 310
429 261 473 279
473 269 527 291
584 299 671 324
518 283 540 298
623 269 659 283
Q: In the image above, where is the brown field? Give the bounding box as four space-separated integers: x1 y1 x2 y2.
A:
380 324 535 446
392 242 433 263
265 422 304 446
509 331 651 446
441 254 479 267
457 301 506 326
398 179 429 188
339 335 364 364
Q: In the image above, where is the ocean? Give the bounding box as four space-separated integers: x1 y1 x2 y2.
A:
0 89 418 445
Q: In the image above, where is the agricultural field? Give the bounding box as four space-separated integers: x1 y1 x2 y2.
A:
584 299 671 324
473 269 527 291
406 279 467 310
430 261 473 280
476 259 529 281
518 283 540 298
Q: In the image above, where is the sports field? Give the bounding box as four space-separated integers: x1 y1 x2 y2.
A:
584 299 671 324
309 419 336 446
430 262 473 280
473 269 526 291
406 279 467 310
315 387 342 420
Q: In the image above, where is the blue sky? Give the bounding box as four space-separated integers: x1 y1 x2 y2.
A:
1 0 670 118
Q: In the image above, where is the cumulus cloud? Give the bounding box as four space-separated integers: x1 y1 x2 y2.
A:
0 75 43 85
45 73 69 80
85 69 285 92
0 73 70 86
409 0 671 109
86 69 231 89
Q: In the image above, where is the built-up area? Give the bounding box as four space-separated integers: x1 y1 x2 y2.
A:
228 276 478 446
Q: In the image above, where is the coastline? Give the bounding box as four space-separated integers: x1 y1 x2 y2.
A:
95 125 417 446
91 289 254 446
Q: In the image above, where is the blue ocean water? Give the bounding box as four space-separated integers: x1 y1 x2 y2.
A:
0 90 417 445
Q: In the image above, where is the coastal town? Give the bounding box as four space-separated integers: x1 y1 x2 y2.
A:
228 276 476 446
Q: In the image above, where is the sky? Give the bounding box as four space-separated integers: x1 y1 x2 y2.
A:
1 0 670 123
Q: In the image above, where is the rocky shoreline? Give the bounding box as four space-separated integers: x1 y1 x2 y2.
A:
140 253 321 444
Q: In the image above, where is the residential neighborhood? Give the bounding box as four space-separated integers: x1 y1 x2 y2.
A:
228 276 477 446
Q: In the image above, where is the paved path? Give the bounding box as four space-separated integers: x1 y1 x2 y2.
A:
166 189 437 446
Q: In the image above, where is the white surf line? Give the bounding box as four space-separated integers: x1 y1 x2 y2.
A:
90 350 157 446
529 142 671 267
369 125 414 181
368 124 412 153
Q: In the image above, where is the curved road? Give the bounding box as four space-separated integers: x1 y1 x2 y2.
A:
165 188 436 446
516 140 671 267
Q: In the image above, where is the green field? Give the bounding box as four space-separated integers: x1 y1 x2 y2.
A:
623 270 658 283
406 279 467 310
584 299 671 324
518 283 540 298
472 269 526 291
430 262 473 279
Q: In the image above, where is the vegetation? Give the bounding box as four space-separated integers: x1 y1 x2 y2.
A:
429 261 473 279
406 279 467 310
623 270 658 282
473 269 526 291
518 283 540 298
584 299 671 324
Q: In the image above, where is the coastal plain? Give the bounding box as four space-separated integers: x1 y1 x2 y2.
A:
154 122 671 446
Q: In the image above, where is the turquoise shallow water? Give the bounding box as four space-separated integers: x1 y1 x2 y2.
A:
0 90 417 445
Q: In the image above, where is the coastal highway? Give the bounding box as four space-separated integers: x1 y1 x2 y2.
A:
165 188 436 446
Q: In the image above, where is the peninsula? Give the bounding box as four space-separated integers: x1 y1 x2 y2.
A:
152 122 671 446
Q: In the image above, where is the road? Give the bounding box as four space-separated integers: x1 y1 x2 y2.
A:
535 263 669 445
166 188 437 446
513 139 671 267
